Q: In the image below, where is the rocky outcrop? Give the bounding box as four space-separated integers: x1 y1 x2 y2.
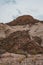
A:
0 23 16 40
29 22 43 46
0 53 43 65
0 15 43 65
6 15 40 26
32 36 42 45
0 30 43 55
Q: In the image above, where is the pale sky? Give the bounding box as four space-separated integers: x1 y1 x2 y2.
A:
0 0 43 23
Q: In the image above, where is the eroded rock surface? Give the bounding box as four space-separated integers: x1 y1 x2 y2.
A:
0 30 43 56
0 15 43 65
0 53 43 65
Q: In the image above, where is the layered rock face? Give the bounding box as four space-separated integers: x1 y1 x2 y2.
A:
6 15 40 26
0 30 43 55
0 15 43 65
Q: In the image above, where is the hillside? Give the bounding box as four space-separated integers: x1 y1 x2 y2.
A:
6 15 41 26
0 15 43 65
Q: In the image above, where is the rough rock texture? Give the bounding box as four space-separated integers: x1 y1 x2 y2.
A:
6 15 40 26
0 53 43 65
29 22 43 46
0 15 43 65
0 23 12 40
32 36 42 45
0 30 43 55
0 23 17 40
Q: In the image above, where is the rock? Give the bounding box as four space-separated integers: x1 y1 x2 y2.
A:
0 53 43 65
0 23 16 40
32 36 42 45
0 30 43 55
29 22 43 46
6 15 39 26
0 15 43 65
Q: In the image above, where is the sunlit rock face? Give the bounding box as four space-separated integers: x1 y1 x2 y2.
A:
0 30 43 55
0 53 43 65
0 23 15 40
0 15 43 65
6 15 43 46
29 22 43 46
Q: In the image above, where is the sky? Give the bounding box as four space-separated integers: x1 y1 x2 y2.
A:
0 0 43 23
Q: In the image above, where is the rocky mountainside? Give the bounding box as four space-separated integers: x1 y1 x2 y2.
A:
7 15 41 26
0 30 43 55
0 15 43 65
